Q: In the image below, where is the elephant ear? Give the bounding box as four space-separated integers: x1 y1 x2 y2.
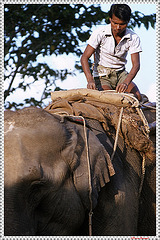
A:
62 121 115 210
60 124 81 172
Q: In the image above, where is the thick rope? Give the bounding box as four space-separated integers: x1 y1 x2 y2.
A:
136 107 150 136
138 154 146 197
140 103 156 110
77 116 93 236
111 107 124 162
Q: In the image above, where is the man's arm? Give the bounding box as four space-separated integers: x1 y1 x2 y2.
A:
81 45 96 89
116 52 140 93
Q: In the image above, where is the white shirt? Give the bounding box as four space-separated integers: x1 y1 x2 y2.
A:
88 24 142 77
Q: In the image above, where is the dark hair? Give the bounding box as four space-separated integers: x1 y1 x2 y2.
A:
109 4 131 22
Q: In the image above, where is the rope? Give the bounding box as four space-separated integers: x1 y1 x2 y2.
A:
78 116 93 236
109 107 146 197
111 107 124 162
138 154 146 197
135 107 150 136
140 103 156 110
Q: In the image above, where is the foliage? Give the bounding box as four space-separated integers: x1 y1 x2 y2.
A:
4 4 156 109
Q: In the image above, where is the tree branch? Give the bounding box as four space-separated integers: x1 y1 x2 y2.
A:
4 63 20 101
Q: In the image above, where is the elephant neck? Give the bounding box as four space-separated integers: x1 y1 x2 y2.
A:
112 131 143 194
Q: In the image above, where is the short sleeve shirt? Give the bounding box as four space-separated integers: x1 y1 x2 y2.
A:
88 24 142 77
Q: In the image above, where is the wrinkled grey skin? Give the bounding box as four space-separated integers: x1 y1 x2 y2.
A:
4 106 156 236
137 106 156 236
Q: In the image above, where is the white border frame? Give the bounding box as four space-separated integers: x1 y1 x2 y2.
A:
1 0 159 239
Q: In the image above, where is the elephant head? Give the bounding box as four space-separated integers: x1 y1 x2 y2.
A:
4 107 114 236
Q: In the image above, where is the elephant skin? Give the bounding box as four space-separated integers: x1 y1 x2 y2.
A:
137 105 156 236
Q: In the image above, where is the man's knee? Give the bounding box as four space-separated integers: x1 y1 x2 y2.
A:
127 82 142 101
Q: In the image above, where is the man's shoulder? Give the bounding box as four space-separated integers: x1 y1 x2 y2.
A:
126 28 140 39
125 28 142 52
88 25 111 47
92 24 111 36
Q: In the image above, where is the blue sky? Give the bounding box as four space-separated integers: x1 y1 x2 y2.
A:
5 3 157 106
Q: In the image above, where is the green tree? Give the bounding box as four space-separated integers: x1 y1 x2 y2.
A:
4 4 156 109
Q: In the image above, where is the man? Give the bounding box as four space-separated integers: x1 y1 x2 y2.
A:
81 4 142 101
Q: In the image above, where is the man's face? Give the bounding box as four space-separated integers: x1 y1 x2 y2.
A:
110 14 128 36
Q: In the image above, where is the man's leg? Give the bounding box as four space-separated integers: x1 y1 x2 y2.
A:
118 70 142 101
95 76 113 91
127 82 142 101
101 85 113 90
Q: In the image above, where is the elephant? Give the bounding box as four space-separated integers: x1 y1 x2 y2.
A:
4 102 156 236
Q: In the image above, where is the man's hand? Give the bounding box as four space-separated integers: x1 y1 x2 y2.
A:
87 80 96 89
116 82 128 93
116 53 140 93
